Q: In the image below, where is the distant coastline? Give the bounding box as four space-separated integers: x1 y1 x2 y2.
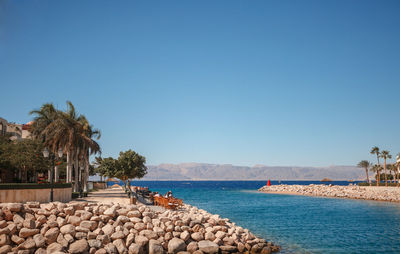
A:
120 162 365 181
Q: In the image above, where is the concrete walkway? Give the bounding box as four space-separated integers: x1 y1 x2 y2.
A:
77 187 130 205
76 187 165 212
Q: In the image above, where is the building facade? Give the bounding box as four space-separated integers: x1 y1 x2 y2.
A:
0 117 32 140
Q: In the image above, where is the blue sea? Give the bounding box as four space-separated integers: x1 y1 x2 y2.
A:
108 180 400 253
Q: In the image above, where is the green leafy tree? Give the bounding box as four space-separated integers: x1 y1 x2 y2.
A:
96 157 118 179
0 138 49 182
380 150 392 186
357 160 371 185
115 150 147 191
93 156 114 181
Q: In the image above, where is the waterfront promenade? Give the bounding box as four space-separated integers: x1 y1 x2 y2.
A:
259 184 400 202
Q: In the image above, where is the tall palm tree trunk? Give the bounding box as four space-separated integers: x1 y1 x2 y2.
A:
376 155 380 187
384 159 388 187
67 151 72 183
377 172 380 187
84 157 89 192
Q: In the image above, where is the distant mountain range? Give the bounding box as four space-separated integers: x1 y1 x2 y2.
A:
141 163 364 181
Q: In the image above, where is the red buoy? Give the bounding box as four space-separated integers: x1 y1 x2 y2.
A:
267 179 271 186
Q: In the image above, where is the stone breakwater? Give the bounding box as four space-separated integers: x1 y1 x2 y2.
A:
258 184 400 202
0 201 279 254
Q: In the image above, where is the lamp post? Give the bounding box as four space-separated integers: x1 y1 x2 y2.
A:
79 160 84 198
43 147 63 202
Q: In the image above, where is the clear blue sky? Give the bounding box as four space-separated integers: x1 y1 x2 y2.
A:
1 0 399 167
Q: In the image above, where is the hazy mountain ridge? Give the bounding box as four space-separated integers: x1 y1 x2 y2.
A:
143 163 364 180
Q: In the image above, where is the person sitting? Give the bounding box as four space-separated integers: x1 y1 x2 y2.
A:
167 190 173 198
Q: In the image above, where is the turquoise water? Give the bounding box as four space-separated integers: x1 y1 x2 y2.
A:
120 181 400 253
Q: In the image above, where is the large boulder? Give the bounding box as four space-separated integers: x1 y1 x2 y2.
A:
60 224 76 236
103 207 116 217
135 235 149 247
102 224 115 236
127 210 141 218
69 239 89 253
18 237 35 249
7 203 23 212
113 239 128 253
168 238 186 253
180 231 190 241
46 242 63 254
19 228 39 238
68 216 82 226
104 243 117 253
80 221 97 231
88 239 102 249
191 232 204 241
0 245 11 254
111 231 125 240
0 234 9 246
11 235 23 245
149 239 164 254
187 242 198 253
33 234 45 248
198 240 219 254
128 243 144 254
44 227 59 244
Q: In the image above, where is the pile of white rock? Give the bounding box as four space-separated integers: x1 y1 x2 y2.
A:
0 201 279 254
259 184 400 202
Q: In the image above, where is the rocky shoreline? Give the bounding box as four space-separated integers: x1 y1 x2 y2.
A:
258 184 400 202
0 201 279 254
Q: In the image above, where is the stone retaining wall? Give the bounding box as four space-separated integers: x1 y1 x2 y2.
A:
0 187 71 203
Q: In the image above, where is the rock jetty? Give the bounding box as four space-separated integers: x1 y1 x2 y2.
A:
258 184 400 202
0 201 279 254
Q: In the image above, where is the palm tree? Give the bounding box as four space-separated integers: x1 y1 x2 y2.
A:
380 150 392 186
49 103 97 190
29 103 59 142
370 164 383 186
370 146 380 166
357 160 371 185
38 102 80 187
77 115 101 192
29 103 61 182
31 101 101 192
388 164 396 183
